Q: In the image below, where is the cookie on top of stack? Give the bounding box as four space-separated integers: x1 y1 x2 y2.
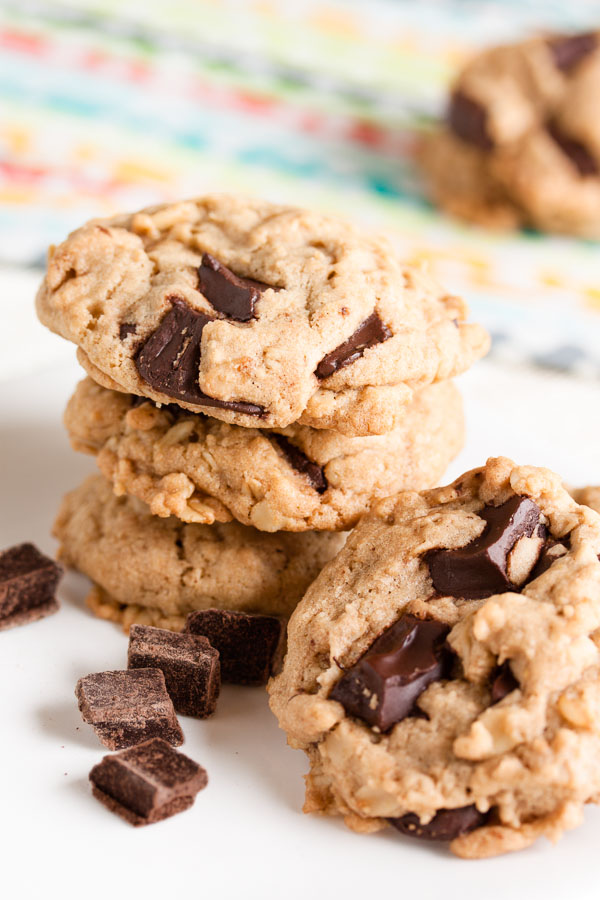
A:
36 194 489 633
421 30 600 236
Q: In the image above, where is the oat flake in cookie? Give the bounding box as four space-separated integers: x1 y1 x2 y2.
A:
35 194 488 434
421 31 600 236
64 376 464 532
53 474 344 632
269 457 600 858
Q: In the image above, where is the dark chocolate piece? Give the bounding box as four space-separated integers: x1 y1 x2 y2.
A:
272 434 327 493
548 32 597 72
119 323 137 340
329 614 452 732
198 253 276 322
89 737 207 826
490 661 519 704
0 543 62 631
184 609 283 685
128 624 220 718
530 538 569 580
448 90 493 150
389 805 486 841
547 121 598 176
75 668 184 750
135 298 265 417
315 312 392 380
427 496 542 601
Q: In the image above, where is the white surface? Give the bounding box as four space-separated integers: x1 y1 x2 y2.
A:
1 354 600 900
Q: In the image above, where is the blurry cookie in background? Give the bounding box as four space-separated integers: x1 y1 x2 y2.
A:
421 32 600 237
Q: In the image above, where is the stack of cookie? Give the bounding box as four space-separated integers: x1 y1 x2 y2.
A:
36 195 489 632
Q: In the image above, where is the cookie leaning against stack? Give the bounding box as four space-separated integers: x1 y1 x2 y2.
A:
38 193 488 631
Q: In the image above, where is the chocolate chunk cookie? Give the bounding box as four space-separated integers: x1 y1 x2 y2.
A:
36 195 488 433
53 474 344 632
64 377 464 532
269 457 600 858
421 31 600 236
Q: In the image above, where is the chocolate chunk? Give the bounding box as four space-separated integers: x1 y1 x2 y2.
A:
119 323 137 340
448 90 493 150
547 121 598 176
0 543 62 631
427 496 542 601
329 614 452 732
272 434 327 493
75 668 184 750
135 298 265 417
490 661 519 704
530 538 569 579
315 312 392 380
389 805 487 841
198 253 276 322
89 737 207 826
128 624 220 718
184 609 283 685
549 32 597 72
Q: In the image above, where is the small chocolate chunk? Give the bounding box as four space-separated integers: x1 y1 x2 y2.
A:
547 121 598 176
548 32 597 72
389 805 487 841
272 434 327 493
530 538 569 580
119 323 137 340
490 661 519 704
329 614 452 732
315 312 392 380
184 609 283 685
448 90 493 150
198 253 276 321
89 737 207 826
135 298 265 417
427 496 542 601
128 624 220 718
75 668 184 750
0 543 62 631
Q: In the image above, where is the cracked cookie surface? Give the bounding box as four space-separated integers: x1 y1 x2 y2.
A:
64 377 464 532
269 457 600 858
54 474 344 632
36 194 488 434
421 31 600 236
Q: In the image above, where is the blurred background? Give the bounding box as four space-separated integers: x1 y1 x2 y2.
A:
2 0 600 384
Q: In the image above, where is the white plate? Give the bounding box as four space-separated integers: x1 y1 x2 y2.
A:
1 356 599 900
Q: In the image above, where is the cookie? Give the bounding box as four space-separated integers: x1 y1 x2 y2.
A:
572 486 600 514
54 474 345 633
36 194 488 434
421 32 600 236
64 376 464 532
269 457 600 858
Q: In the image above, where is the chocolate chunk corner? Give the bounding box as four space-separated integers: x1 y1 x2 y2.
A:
272 434 327 493
198 253 277 322
89 737 207 826
389 804 487 842
329 614 452 732
315 312 392 380
184 609 283 685
119 323 137 340
128 624 221 718
448 90 493 150
75 668 184 750
0 542 62 631
547 121 598 177
548 32 597 72
426 495 542 600
490 661 519 704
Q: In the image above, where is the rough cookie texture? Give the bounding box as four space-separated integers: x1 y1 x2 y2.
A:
64 377 464 532
572 486 600 515
269 457 600 858
54 474 344 633
421 32 600 236
36 195 488 434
